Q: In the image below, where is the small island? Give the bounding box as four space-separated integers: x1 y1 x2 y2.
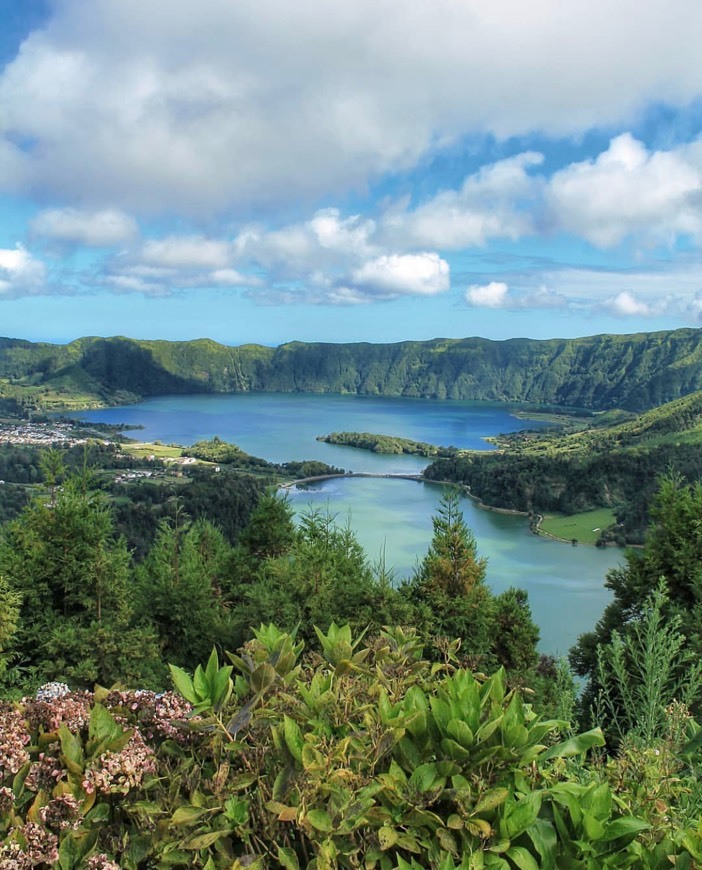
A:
317 430 462 458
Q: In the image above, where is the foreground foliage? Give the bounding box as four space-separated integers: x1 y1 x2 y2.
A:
2 624 701 868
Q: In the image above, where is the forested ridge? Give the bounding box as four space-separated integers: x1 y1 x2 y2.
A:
4 326 702 412
423 389 702 541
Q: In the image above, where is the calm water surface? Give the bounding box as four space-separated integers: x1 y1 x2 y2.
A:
80 393 622 655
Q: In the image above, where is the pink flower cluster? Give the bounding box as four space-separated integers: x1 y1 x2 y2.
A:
86 855 121 870
38 793 80 832
83 729 157 795
24 752 66 792
104 689 194 743
0 703 30 776
23 691 92 733
0 821 59 869
0 786 13 814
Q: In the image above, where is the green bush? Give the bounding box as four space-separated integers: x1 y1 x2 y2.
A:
3 624 701 868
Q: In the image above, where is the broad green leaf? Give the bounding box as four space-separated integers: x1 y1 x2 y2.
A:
437 828 458 855
193 665 209 700
581 782 612 821
307 808 333 832
379 826 399 850
410 762 437 793
581 810 605 841
284 715 304 763
171 805 211 824
505 846 540 870
169 664 197 704
88 703 120 743
526 819 557 870
601 817 650 842
541 728 604 760
474 788 509 814
447 718 474 749
183 830 227 849
58 724 84 772
250 661 277 694
277 846 300 870
503 794 542 839
441 737 471 763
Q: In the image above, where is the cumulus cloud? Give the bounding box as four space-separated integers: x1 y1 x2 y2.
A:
31 208 137 247
350 253 450 298
98 234 250 294
2 0 702 214
602 290 654 317
381 153 542 249
465 280 568 310
140 236 233 269
234 209 376 277
466 281 510 308
546 134 702 246
0 245 47 297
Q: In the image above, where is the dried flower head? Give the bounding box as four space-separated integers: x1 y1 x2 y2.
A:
0 704 31 777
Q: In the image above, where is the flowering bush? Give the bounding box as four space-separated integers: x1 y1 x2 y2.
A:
0 628 701 868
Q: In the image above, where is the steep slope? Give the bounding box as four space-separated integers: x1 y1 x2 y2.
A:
424 390 702 541
2 327 702 412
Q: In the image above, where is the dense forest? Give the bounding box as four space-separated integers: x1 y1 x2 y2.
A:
4 326 702 413
423 390 702 542
1 459 702 866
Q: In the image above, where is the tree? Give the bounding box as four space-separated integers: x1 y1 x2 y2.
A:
135 511 232 668
237 490 295 561
412 488 487 598
0 574 20 680
0 475 161 689
228 506 414 647
571 473 702 725
404 489 493 663
593 582 702 746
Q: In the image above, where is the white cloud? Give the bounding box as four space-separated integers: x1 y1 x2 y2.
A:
140 236 232 269
546 134 702 246
603 290 653 317
0 245 47 298
381 153 542 249
2 0 702 214
210 268 249 286
31 208 137 246
351 253 450 298
466 281 509 308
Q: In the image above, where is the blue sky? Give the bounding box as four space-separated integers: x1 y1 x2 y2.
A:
2 0 702 346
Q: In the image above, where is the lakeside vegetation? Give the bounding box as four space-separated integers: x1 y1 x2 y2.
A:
317 431 462 458
424 389 702 543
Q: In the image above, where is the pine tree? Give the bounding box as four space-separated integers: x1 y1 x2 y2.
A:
405 489 493 663
135 510 232 668
0 476 161 688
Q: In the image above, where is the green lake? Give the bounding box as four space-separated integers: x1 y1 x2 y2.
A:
80 392 623 656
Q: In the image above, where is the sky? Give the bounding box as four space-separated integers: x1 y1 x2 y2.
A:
2 0 702 346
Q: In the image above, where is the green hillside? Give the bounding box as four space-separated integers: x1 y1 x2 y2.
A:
4 327 702 413
424 390 702 541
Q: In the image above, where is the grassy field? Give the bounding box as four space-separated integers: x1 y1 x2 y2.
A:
539 507 616 544
121 442 184 460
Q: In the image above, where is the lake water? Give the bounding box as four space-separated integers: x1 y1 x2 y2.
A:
80 393 622 656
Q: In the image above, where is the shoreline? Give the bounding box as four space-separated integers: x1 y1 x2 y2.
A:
281 471 613 548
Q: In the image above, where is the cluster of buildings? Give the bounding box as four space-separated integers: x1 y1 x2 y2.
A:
0 421 98 448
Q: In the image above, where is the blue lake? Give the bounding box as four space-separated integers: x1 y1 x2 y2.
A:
80 393 622 656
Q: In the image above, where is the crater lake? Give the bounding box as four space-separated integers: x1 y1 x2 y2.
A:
79 392 622 655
